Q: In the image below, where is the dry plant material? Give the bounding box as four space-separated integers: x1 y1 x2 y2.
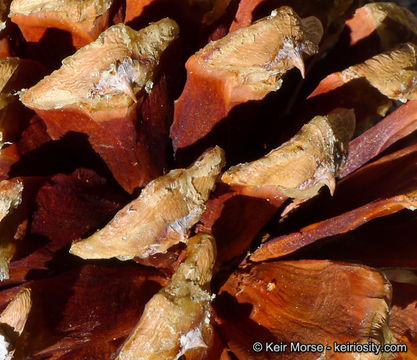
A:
270 142 417 267
310 42 417 104
0 178 23 281
0 39 10 58
389 282 417 358
1 1 417 358
341 100 417 177
0 0 9 32
70 147 225 260
193 0 233 25
116 233 216 360
31 168 126 246
0 145 18 180
1 57 24 149
20 20 179 193
197 184 285 264
171 6 323 150
0 0 13 58
2 265 166 359
0 287 31 359
0 57 43 148
323 2 417 77
125 0 232 25
296 42 417 134
5 249 54 287
228 0 359 78
229 0 356 34
194 110 354 265
382 268 417 286
341 43 417 102
0 0 11 57
215 260 392 360
222 109 355 199
15 114 51 155
134 243 187 275
124 0 156 24
0 57 45 178
318 142 417 218
0 178 22 224
251 190 417 262
197 109 354 264
0 176 47 283
0 287 31 334
302 212 417 268
9 0 115 47
347 2 417 50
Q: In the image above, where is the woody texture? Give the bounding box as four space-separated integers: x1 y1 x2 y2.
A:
0 1 416 359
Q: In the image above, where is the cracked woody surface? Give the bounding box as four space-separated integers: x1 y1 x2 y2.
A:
0 0 417 359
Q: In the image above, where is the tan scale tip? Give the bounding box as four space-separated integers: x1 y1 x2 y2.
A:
70 147 225 260
0 288 31 335
20 19 179 113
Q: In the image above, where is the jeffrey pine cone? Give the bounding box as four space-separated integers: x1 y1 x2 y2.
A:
0 0 416 359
